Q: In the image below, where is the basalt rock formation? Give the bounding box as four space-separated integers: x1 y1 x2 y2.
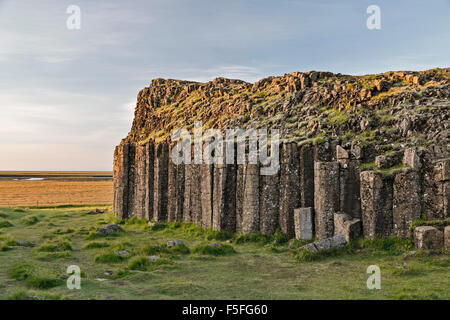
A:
114 67 450 243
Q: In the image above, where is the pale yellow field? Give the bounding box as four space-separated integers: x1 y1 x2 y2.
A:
0 180 113 207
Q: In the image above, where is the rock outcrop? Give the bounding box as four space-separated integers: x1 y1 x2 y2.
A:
114 68 450 241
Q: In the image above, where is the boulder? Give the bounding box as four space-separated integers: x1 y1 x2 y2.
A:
114 250 130 256
97 224 122 236
148 255 160 262
17 240 34 247
167 240 184 248
301 235 347 253
414 226 443 250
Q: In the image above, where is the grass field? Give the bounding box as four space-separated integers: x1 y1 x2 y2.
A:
0 206 448 300
0 172 112 207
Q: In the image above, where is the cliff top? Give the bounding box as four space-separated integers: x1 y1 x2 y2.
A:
125 67 450 160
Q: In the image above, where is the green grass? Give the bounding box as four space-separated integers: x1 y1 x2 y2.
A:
83 241 110 249
37 241 72 252
20 216 39 226
0 220 13 228
128 256 174 271
94 252 129 263
192 243 236 256
8 263 62 289
0 206 448 300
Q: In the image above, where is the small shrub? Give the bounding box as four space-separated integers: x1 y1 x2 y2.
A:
37 241 72 252
52 228 74 235
294 248 341 262
6 239 20 246
349 237 413 255
83 242 110 249
4 291 30 300
128 256 173 271
392 266 426 277
26 276 63 289
192 244 235 256
149 222 168 231
13 209 26 213
125 216 148 226
8 263 35 281
233 232 270 244
94 252 128 263
0 220 13 228
20 216 39 226
0 242 12 251
170 244 190 255
142 244 169 256
128 256 150 271
5 291 63 300
36 252 73 261
272 228 288 244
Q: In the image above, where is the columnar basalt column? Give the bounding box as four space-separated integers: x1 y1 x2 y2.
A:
314 142 333 162
113 142 132 220
167 148 185 222
339 159 361 219
144 142 155 220
190 163 203 226
153 143 169 221
432 159 450 219
279 143 301 238
133 144 149 219
212 160 237 233
299 144 315 208
393 170 422 239
200 163 214 228
259 170 280 235
235 164 245 233
241 163 260 234
360 171 394 238
126 143 136 219
183 163 193 223
314 161 340 239
422 148 450 220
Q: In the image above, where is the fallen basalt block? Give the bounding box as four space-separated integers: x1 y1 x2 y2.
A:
301 234 347 253
414 226 444 250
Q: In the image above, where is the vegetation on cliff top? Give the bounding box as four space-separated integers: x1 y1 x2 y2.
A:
125 68 449 155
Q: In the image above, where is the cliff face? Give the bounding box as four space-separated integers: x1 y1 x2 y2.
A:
114 68 450 241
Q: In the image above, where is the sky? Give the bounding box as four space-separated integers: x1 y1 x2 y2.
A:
0 0 449 171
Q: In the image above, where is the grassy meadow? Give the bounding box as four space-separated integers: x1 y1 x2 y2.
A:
0 206 448 300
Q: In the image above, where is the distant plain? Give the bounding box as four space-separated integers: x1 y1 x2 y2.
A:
0 172 113 207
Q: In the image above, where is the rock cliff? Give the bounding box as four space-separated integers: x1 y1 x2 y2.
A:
114 67 450 241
